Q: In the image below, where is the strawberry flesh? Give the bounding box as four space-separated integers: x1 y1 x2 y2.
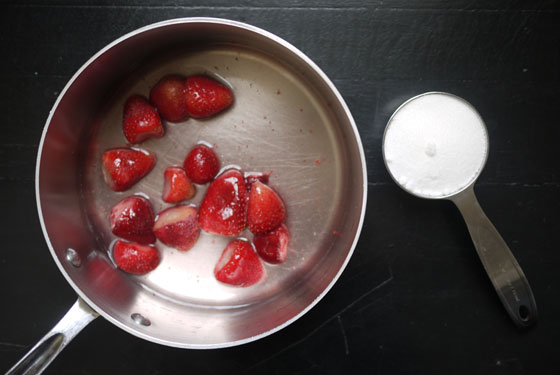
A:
102 147 156 191
110 196 156 244
123 95 164 144
214 240 265 287
198 169 247 236
113 240 160 275
183 144 220 184
247 181 286 235
185 75 234 118
153 205 200 252
162 167 196 203
254 224 289 264
149 75 188 122
245 172 270 191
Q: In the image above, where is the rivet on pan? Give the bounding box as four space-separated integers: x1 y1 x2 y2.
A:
65 248 82 267
131 313 151 326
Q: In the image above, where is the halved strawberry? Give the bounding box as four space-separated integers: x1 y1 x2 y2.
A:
149 75 188 122
245 171 270 191
113 240 160 275
253 224 289 264
153 205 200 252
183 144 220 184
123 95 164 144
185 75 234 118
247 181 286 235
214 240 265 287
163 167 196 203
198 169 247 236
102 147 156 191
110 196 156 244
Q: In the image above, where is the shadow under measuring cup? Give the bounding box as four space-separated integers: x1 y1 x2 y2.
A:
382 91 537 328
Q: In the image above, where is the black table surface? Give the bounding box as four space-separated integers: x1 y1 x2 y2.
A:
1 1 559 374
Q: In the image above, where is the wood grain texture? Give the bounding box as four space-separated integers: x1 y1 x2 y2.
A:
0 1 558 374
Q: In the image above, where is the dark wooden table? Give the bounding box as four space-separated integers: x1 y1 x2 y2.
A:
1 1 559 374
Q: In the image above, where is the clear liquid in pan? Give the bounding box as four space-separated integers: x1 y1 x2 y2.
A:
82 46 345 308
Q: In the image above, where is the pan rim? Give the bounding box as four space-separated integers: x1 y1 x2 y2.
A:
35 17 368 349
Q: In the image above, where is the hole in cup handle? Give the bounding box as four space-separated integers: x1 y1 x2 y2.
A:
511 301 537 329
518 305 530 322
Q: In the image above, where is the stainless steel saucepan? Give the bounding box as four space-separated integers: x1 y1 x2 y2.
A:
7 18 367 374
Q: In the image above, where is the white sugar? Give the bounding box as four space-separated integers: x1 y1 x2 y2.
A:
383 93 488 198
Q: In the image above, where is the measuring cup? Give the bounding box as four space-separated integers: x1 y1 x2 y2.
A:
382 92 537 328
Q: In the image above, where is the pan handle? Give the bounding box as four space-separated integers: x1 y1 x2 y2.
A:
5 298 98 375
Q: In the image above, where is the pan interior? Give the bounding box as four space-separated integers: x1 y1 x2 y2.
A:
83 46 343 308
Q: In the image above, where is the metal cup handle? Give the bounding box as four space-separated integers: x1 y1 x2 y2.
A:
451 186 537 328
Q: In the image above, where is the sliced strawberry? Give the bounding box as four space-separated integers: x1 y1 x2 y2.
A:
163 167 196 203
247 181 286 235
110 196 156 244
198 170 247 236
254 224 289 264
183 144 220 184
113 240 160 275
102 147 156 191
123 95 164 144
149 75 188 122
214 240 265 287
185 75 234 118
245 171 270 191
153 205 200 252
